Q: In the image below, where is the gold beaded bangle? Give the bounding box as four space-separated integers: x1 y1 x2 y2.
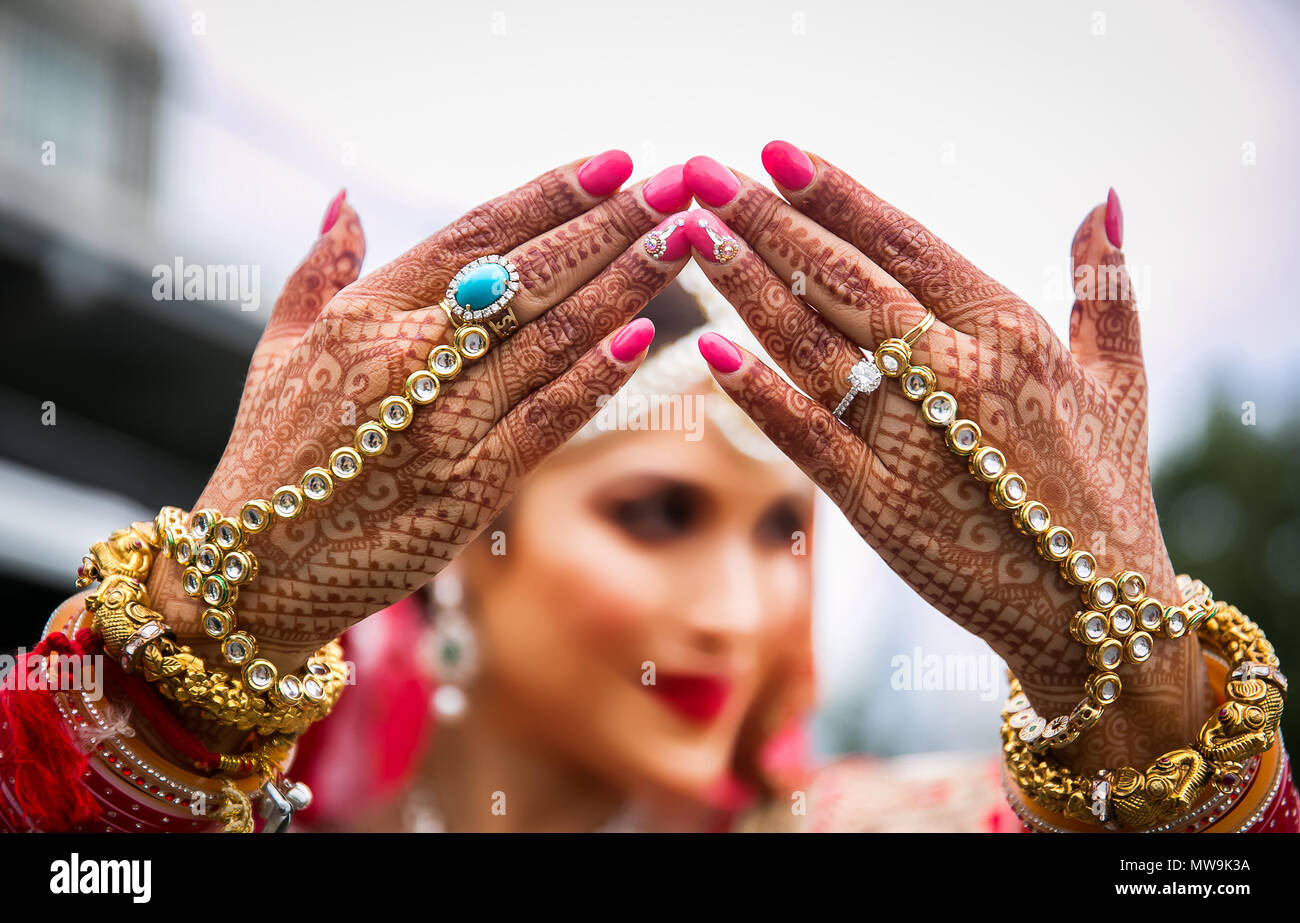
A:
1001 594 1286 830
872 322 1199 749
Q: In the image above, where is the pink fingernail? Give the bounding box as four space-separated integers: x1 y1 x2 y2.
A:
683 155 740 207
609 317 656 362
577 149 634 197
642 164 691 213
1105 187 1123 249
642 211 692 262
684 209 740 264
698 332 743 373
320 189 346 234
761 140 815 190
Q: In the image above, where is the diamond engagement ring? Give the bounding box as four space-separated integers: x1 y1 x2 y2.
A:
832 353 883 422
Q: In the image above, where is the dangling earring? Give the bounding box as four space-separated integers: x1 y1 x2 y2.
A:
423 569 478 724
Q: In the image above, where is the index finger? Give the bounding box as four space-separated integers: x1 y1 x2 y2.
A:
758 141 1027 331
341 149 635 310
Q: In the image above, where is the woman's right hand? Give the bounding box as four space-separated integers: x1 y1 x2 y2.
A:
146 152 695 673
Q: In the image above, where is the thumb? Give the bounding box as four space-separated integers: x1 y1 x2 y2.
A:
258 189 366 350
1068 188 1143 389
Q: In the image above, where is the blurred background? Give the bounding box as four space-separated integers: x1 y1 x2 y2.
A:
1 0 1297 756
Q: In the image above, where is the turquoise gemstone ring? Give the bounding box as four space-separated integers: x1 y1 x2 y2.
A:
444 254 521 325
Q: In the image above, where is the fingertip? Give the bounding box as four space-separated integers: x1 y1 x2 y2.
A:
684 209 741 265
319 188 346 235
642 164 692 213
698 331 743 374
1105 187 1123 249
578 149 634 197
1070 200 1109 266
761 140 816 192
683 155 740 208
642 211 694 262
609 317 656 363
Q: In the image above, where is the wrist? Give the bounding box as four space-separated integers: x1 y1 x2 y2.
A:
1017 635 1210 773
1011 554 1212 774
141 542 303 752
145 529 318 675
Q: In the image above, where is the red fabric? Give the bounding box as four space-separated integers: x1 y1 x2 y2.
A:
288 593 435 828
0 629 104 830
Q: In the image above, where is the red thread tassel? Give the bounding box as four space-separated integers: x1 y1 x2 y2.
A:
103 655 229 773
0 630 104 830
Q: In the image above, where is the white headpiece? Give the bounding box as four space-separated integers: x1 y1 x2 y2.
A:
570 263 794 465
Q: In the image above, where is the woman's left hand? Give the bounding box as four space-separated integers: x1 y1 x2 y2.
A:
680 148 1210 774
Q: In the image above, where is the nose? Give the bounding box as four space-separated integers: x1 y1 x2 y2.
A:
677 537 766 655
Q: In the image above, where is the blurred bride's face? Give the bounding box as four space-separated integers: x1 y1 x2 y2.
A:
459 390 814 803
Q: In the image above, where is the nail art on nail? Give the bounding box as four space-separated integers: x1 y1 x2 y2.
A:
686 210 738 264
1105 187 1124 249
643 213 691 261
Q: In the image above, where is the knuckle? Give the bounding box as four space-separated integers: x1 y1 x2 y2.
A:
734 188 784 233
601 192 652 241
446 203 511 253
316 305 365 346
514 253 557 300
724 256 772 304
789 314 848 382
814 241 879 310
873 211 929 268
530 307 591 363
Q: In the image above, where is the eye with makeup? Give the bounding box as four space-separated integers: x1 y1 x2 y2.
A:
602 480 702 544
595 476 809 548
755 499 808 548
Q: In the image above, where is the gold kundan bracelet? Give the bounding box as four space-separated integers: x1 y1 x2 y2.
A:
154 254 520 709
857 314 1214 750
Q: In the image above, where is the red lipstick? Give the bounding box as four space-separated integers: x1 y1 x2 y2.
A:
649 674 733 723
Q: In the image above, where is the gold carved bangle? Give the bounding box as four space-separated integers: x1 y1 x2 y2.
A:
77 515 347 736
1001 594 1286 830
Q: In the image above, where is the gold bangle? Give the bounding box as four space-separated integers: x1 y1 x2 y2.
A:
78 516 347 735
50 610 297 833
1002 596 1286 830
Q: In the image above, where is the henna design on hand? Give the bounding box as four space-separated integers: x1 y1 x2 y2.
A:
696 162 1209 772
146 165 682 674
